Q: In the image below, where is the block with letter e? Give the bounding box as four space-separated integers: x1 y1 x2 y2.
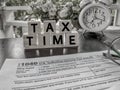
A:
28 21 41 35
23 35 37 49
65 33 79 47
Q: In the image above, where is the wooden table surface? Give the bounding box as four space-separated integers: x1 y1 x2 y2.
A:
0 30 120 69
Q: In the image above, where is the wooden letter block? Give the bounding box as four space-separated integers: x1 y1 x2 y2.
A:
44 20 56 33
59 20 73 33
28 21 41 34
38 33 50 48
65 33 79 47
51 33 65 48
23 35 37 49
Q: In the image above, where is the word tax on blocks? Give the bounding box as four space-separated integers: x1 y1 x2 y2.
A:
23 20 79 49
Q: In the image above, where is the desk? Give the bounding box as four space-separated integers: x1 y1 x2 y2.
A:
0 31 120 68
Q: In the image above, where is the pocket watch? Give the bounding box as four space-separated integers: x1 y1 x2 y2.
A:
79 1 112 32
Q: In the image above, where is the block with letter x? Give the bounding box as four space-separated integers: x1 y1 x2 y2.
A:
59 20 73 33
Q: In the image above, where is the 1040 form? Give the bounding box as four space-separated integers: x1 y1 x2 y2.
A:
0 51 120 90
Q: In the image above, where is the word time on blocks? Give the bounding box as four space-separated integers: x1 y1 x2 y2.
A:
23 20 79 49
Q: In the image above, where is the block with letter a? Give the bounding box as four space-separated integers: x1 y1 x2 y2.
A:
43 20 56 33
28 21 41 35
23 35 37 49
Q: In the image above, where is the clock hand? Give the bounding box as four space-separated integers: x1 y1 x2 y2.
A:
94 10 105 21
86 14 94 23
91 17 95 23
90 9 97 23
95 15 104 21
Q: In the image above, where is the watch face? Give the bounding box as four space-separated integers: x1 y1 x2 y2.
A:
79 4 111 32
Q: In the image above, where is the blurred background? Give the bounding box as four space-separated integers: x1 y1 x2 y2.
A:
0 0 119 38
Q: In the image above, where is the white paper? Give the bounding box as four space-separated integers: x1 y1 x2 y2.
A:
0 40 5 69
0 51 120 90
106 83 120 90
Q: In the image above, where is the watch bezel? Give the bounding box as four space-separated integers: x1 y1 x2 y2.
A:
79 3 112 32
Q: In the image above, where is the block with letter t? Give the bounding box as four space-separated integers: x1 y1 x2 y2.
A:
28 21 41 35
23 35 37 49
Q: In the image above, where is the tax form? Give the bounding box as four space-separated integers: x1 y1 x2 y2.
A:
0 40 5 69
0 51 120 90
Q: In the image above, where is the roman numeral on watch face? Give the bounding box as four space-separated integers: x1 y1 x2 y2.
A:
83 6 108 30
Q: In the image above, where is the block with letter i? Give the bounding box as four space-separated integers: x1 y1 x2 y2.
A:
38 33 51 48
38 34 51 57
28 21 41 34
23 35 37 49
